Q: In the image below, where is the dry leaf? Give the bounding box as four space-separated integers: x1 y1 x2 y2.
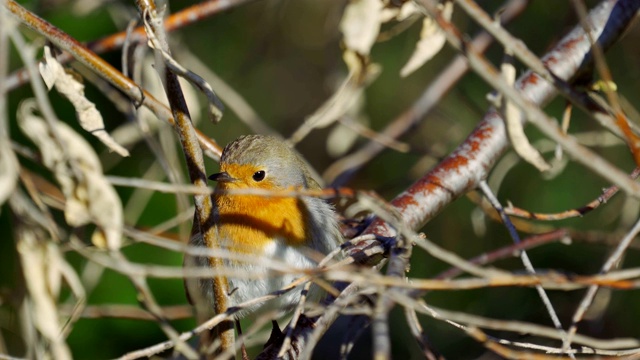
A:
380 7 400 23
504 102 551 172
18 99 123 250
17 226 72 360
397 1 420 21
400 1 453 77
289 50 380 144
501 55 550 172
288 77 362 143
340 0 384 55
381 2 419 23
39 46 130 157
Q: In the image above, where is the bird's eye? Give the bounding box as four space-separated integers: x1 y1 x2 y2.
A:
252 170 266 182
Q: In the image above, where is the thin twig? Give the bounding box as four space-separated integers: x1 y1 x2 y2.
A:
325 0 530 186
136 1 234 353
4 0 223 159
434 229 570 280
505 167 640 220
454 0 640 143
479 181 571 357
418 0 640 197
4 0 258 91
563 216 640 351
569 0 640 166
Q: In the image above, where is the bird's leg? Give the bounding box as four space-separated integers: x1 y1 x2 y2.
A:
264 320 284 349
235 318 250 360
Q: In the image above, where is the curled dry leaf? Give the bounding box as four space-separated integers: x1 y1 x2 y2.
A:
501 55 551 172
39 46 130 157
17 225 72 360
288 76 363 143
340 0 384 56
380 1 420 23
400 1 453 77
397 1 421 21
504 101 551 172
17 99 123 250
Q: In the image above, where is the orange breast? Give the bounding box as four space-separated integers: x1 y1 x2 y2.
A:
215 192 310 253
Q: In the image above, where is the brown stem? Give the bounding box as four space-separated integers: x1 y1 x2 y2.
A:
134 0 234 354
3 0 223 159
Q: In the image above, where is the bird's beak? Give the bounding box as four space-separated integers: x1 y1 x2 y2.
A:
208 171 235 183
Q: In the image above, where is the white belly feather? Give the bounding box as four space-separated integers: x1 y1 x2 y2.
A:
226 238 317 316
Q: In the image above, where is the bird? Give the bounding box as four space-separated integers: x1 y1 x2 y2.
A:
184 134 342 321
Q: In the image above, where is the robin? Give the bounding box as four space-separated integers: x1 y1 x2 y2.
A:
184 134 342 321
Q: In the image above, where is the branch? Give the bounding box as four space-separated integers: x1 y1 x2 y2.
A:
135 0 234 354
259 1 640 358
3 0 257 92
324 0 529 186
3 0 223 159
366 0 640 239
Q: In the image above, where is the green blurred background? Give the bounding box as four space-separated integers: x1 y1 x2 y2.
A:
2 0 640 358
